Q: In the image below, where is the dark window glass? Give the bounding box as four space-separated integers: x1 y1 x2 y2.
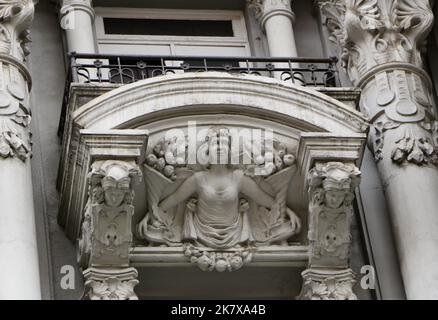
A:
103 18 234 37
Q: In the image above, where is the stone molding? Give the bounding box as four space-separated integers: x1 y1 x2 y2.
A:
71 73 368 133
59 0 94 20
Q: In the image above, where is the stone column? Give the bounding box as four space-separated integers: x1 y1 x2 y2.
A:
299 162 360 300
59 0 95 54
59 0 96 82
247 0 301 81
77 160 142 300
320 0 438 299
0 0 41 299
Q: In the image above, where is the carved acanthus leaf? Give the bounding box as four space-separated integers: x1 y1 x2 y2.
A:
320 0 433 78
391 123 438 165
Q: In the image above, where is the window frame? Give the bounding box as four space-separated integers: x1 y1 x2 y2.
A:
94 7 251 56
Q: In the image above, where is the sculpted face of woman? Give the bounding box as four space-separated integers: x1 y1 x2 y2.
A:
324 188 346 209
104 186 126 208
208 132 230 165
101 165 131 208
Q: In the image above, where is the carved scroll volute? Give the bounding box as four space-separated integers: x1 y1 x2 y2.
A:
77 160 142 269
299 162 360 300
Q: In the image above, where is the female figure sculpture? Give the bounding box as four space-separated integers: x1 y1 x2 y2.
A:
137 127 301 250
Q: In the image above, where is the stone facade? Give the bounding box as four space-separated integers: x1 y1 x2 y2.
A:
3 0 438 299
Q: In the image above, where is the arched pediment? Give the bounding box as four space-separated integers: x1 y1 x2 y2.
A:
72 72 368 134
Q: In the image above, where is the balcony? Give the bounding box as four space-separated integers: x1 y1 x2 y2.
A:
57 52 367 300
67 53 340 87
59 53 346 136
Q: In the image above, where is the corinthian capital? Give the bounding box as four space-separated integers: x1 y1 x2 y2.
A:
320 0 433 83
320 0 438 166
247 0 295 30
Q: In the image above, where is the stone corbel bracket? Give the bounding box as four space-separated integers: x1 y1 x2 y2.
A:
296 132 365 300
58 129 148 241
297 132 367 191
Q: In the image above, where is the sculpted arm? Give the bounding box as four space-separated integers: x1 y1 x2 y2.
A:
241 175 275 208
159 175 197 211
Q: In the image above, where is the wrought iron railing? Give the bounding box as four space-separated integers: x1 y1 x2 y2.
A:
67 53 339 87
59 53 340 136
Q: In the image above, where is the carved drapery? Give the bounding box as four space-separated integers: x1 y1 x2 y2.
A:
0 0 34 161
78 159 142 300
299 162 360 300
319 0 438 166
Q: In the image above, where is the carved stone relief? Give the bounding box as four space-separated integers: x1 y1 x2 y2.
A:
0 0 34 161
83 267 139 300
298 269 357 300
136 126 301 272
299 162 360 300
319 0 438 166
307 162 360 268
77 160 142 269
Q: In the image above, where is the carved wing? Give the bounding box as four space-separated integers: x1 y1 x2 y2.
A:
264 166 296 217
248 166 300 243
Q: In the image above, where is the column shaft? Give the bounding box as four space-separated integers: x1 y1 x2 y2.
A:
264 14 298 57
0 1 40 299
60 0 95 53
0 160 40 299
